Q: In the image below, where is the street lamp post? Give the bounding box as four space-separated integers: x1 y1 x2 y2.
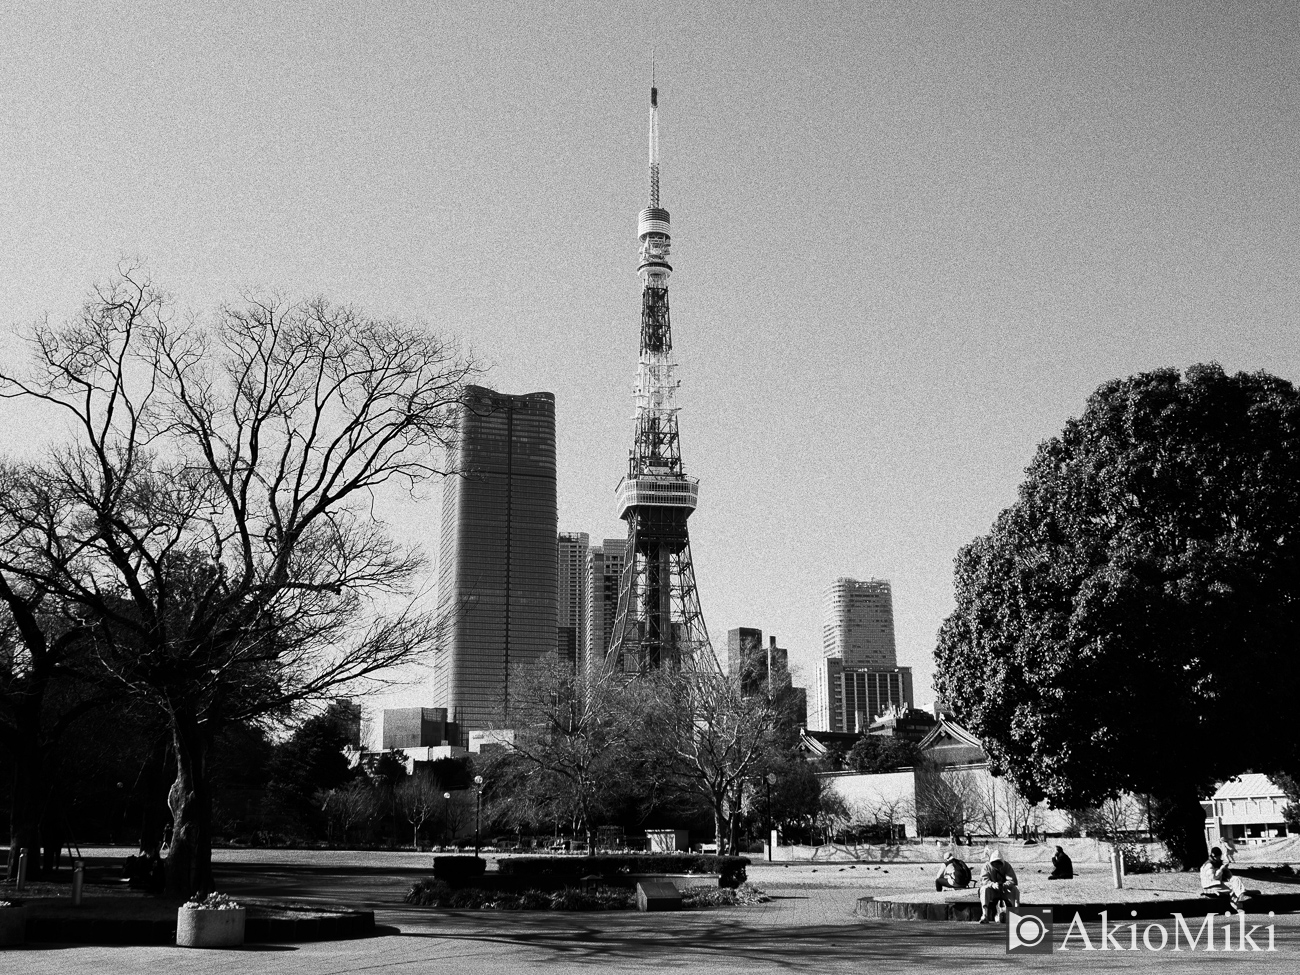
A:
473 774 484 859
765 773 778 862
443 792 451 847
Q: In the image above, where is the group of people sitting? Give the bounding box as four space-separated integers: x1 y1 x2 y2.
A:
931 842 1250 921
932 845 1073 924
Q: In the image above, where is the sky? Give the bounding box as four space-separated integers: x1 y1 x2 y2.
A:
2 1 1297 717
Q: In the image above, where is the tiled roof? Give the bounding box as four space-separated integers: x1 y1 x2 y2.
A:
1211 774 1285 800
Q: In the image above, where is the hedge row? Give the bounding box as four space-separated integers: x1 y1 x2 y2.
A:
497 854 749 888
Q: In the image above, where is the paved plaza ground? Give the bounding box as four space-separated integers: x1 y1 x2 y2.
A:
6 847 1300 974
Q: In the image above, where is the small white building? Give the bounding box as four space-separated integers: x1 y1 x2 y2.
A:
1204 774 1291 846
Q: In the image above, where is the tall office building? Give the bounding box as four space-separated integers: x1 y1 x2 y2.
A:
557 532 590 673
725 627 791 697
811 658 914 733
822 578 897 668
583 538 627 678
811 577 911 731
433 385 558 744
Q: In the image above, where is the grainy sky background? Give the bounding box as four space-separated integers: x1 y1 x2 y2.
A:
2 1 1297 716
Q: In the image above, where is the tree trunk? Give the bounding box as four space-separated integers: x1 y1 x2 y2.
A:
713 803 728 856
1151 787 1209 870
164 712 214 898
6 698 49 881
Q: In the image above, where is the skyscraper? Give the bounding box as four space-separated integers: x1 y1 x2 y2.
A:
557 531 590 673
608 82 714 672
822 578 897 668
811 658 914 733
584 538 627 678
812 577 912 731
433 385 557 744
726 627 793 698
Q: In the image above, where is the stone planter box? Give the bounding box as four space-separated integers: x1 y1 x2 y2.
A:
176 907 246 948
0 906 27 946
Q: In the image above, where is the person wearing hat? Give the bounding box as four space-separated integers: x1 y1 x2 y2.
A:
978 848 1020 923
934 851 972 891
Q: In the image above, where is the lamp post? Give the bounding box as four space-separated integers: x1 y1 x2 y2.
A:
443 792 451 847
474 774 484 859
765 773 778 862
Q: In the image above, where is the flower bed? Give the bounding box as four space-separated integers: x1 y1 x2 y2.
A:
405 878 633 911
403 878 771 911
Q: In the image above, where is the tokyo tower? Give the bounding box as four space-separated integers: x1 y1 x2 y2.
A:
608 83 716 673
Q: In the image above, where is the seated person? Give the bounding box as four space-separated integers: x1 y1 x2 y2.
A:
1049 845 1074 880
934 852 972 891
979 849 1020 924
1201 847 1247 908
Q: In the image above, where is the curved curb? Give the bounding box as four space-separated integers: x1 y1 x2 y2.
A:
25 908 375 945
857 894 1300 923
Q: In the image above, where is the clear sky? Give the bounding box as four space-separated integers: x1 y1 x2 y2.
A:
2 1 1297 714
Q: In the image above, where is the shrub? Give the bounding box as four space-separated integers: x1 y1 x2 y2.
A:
432 856 487 885
1120 845 1178 874
496 854 749 888
403 878 633 911
405 878 453 906
680 883 771 908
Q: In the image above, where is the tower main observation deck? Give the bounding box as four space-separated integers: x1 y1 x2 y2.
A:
608 84 715 673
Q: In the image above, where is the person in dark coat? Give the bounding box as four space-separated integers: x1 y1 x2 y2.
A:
1049 845 1073 880
934 852 973 890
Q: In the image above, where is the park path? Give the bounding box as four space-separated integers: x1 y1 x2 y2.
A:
7 850 1300 974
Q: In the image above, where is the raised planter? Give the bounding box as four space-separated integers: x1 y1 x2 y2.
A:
176 906 246 948
0 906 27 946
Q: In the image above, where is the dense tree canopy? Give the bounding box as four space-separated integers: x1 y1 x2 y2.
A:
934 364 1300 867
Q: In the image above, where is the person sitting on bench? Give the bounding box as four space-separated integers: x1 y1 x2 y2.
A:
1049 845 1073 880
935 852 972 891
1201 846 1247 910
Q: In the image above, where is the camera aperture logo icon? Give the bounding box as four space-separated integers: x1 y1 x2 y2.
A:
1007 906 1054 954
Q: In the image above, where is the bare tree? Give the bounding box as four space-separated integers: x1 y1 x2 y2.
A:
394 775 444 849
0 270 479 895
914 760 982 837
631 661 784 854
503 656 636 850
319 779 378 845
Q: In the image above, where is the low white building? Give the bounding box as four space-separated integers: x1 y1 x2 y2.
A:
1204 774 1291 846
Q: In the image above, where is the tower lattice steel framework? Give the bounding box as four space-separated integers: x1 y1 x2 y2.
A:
608 83 716 673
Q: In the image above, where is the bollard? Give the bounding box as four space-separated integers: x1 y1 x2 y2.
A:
16 850 27 891
72 860 85 906
1111 846 1124 889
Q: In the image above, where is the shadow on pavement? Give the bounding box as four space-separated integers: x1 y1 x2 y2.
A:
392 911 1008 970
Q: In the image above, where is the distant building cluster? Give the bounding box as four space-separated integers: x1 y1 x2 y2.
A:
403 392 915 751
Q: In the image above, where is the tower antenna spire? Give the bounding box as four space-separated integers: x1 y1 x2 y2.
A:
648 65 660 208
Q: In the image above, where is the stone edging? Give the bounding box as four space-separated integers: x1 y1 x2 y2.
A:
25 908 375 945
857 894 1300 923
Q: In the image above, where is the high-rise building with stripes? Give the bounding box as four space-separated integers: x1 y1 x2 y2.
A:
557 532 590 673
433 385 557 744
584 538 627 678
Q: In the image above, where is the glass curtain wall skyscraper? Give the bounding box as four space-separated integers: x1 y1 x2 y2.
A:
433 385 557 744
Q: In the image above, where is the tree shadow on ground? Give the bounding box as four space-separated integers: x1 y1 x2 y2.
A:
393 911 1008 970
